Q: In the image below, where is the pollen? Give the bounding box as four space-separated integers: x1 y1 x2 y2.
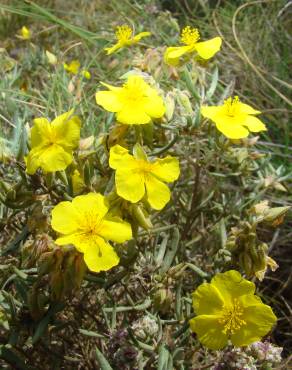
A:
115 25 132 43
136 159 153 175
218 299 246 334
180 26 200 46
122 76 147 101
81 211 100 234
223 96 241 116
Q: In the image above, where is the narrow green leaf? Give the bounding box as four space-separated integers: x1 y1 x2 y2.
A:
160 228 180 274
79 329 106 339
32 302 64 343
0 345 33 370
206 67 218 100
157 344 169 370
95 347 113 370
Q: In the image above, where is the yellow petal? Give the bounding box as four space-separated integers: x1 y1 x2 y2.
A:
20 26 31 40
25 148 43 174
64 60 80 74
231 304 277 347
238 294 263 307
143 95 166 119
133 31 151 42
50 110 74 126
195 37 222 59
82 236 119 272
145 174 170 210
115 169 145 203
164 46 192 66
26 144 72 174
192 282 224 315
211 270 255 305
238 102 261 115
56 234 120 273
109 145 137 170
116 104 151 125
151 156 180 182
189 315 228 350
72 193 109 222
95 90 123 112
55 233 83 246
104 41 123 55
82 70 91 79
216 120 249 139
30 117 51 148
51 201 80 234
200 105 222 120
52 111 81 150
242 115 267 132
99 218 132 243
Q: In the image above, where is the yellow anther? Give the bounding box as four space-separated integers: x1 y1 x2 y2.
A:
223 96 241 116
218 299 246 334
122 76 147 101
180 26 200 46
136 160 153 174
115 25 132 42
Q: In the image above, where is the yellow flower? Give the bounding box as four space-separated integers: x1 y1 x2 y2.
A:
201 96 267 139
26 110 81 174
82 70 91 79
189 270 277 350
51 193 132 272
104 25 151 55
164 26 222 66
63 60 80 75
109 144 180 210
18 26 31 40
96 75 165 125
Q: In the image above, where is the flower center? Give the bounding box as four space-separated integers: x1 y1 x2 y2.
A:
136 159 153 175
116 25 132 43
46 126 58 146
223 96 241 117
122 76 147 102
80 211 101 234
218 299 246 334
180 26 200 46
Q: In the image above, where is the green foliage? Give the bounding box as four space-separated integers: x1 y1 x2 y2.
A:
0 0 291 368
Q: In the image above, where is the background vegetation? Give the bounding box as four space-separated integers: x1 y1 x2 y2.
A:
0 0 291 369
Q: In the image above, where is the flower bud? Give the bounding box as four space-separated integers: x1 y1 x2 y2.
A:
37 251 56 275
153 287 173 314
262 206 290 226
176 90 193 115
164 91 175 121
130 204 152 230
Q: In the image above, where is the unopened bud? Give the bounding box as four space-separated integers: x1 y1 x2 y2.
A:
153 287 173 314
131 204 152 230
176 90 193 115
241 253 253 277
164 92 175 121
83 160 92 187
37 251 56 275
262 206 290 226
